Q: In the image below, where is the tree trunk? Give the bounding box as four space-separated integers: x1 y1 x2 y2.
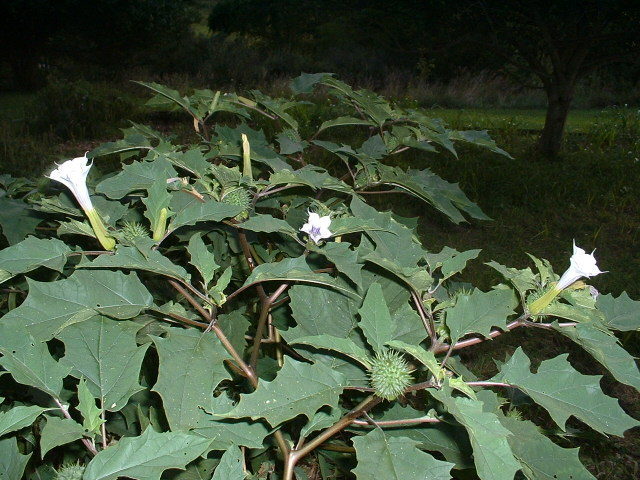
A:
537 83 575 158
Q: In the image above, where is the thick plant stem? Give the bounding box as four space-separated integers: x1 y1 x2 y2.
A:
250 283 289 369
168 279 290 462
411 291 437 345
283 395 382 480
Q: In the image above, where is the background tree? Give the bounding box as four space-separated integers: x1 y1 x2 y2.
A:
458 0 640 157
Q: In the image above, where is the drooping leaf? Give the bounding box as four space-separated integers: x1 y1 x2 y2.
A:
0 437 31 480
57 317 149 412
386 340 442 379
77 246 190 282
83 428 211 480
0 405 49 438
431 385 521 480
290 72 333 94
77 377 104 435
135 81 198 118
552 322 640 391
352 428 454 480
242 255 358 297
596 292 640 331
0 324 71 397
1 270 153 340
40 416 85 458
268 166 352 194
477 390 595 480
490 348 639 436
0 237 70 284
358 282 394 353
96 157 177 199
318 116 375 132
289 335 372 368
445 288 518 345
187 233 220 287
152 328 231 431
212 445 246 480
222 358 346 427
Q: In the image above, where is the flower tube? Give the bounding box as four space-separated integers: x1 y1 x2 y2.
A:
529 241 603 314
47 154 116 250
300 211 332 244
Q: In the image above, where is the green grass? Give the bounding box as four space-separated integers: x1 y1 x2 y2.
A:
0 92 35 121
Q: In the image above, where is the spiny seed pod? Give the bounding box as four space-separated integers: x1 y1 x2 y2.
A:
121 221 149 242
368 349 413 400
221 187 251 220
55 462 85 480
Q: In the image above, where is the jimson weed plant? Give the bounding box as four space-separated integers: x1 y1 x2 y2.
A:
0 74 638 479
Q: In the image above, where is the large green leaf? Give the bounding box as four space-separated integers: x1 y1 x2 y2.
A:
83 428 211 480
596 292 640 331
318 116 375 132
78 246 190 282
96 157 177 199
0 197 42 245
187 233 220 287
486 261 538 298
40 416 85 458
431 385 521 480
375 404 472 468
380 167 490 223
0 324 71 397
289 335 372 368
490 348 639 436
350 196 423 270
242 255 358 297
0 405 49 438
352 428 454 480
313 241 363 288
1 270 153 340
152 328 231 430
282 284 360 342
386 340 441 379
222 358 346 427
168 197 244 233
477 390 595 480
0 437 31 480
57 317 149 412
237 214 298 236
358 282 394 353
194 395 269 450
135 81 198 118
553 322 640 391
445 288 518 344
212 446 246 480
0 236 70 284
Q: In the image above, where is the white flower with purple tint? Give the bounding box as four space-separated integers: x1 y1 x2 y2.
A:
300 211 332 244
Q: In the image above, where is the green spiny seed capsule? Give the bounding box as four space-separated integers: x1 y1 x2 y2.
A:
55 462 85 480
368 349 413 401
121 221 149 242
221 187 251 220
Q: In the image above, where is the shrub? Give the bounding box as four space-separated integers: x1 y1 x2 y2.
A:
0 74 637 479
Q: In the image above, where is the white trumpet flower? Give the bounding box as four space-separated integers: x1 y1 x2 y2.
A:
529 241 603 314
47 154 115 250
300 211 332 244
48 154 93 211
556 241 604 290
